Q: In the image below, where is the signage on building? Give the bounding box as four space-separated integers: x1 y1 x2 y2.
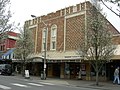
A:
64 56 81 59
33 58 43 62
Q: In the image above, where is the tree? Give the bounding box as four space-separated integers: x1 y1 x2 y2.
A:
15 26 34 76
100 0 120 17
77 5 116 86
0 0 13 39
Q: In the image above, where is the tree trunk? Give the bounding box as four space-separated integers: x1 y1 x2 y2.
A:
21 64 24 77
96 71 99 86
95 61 99 86
21 62 26 77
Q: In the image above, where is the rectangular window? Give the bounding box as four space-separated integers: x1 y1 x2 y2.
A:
50 25 57 50
43 31 46 38
52 41 56 49
43 37 47 51
51 29 56 37
43 43 46 50
42 29 47 51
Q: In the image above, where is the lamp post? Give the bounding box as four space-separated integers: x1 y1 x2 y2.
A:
43 28 47 80
31 15 47 80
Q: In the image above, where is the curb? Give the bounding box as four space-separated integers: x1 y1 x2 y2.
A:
12 75 120 90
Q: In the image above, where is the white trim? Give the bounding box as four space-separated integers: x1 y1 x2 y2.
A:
28 25 37 29
64 8 66 15
69 7 71 13
8 35 19 40
73 6 77 13
113 34 120 36
79 3 81 11
64 16 66 51
27 50 82 60
114 45 120 55
60 10 62 16
65 11 85 19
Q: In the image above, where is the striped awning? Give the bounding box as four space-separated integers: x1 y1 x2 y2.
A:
2 49 15 59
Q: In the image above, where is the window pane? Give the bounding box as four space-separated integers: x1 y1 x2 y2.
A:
43 31 46 38
51 25 57 50
52 41 56 49
43 43 45 50
52 29 56 37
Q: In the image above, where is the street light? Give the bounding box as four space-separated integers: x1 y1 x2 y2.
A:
31 15 47 80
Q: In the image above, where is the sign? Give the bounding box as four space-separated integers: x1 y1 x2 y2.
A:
25 70 30 79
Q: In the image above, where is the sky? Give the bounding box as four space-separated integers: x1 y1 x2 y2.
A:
10 0 120 32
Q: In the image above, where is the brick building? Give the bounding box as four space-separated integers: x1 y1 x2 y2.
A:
23 1 120 80
0 31 19 61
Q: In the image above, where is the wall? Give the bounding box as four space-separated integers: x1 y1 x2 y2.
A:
25 1 119 54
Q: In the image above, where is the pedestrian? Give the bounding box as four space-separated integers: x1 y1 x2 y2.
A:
113 67 120 84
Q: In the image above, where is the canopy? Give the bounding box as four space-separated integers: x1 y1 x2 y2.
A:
2 49 15 57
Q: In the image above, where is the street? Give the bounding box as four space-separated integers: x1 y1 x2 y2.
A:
0 75 102 90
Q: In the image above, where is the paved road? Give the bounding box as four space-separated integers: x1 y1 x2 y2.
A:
0 75 103 90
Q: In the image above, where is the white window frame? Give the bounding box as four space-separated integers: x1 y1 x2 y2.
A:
42 27 48 51
50 24 57 50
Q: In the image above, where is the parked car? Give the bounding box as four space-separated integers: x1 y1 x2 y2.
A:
0 64 12 75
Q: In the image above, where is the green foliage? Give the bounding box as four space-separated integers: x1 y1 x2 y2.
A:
15 26 34 76
15 27 34 61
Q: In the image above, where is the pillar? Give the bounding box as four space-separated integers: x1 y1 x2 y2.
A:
47 64 53 77
60 63 65 78
86 63 91 80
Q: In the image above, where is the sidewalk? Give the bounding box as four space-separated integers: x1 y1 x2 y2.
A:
37 78 120 90
14 74 120 90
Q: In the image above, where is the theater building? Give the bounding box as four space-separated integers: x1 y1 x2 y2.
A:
21 1 120 81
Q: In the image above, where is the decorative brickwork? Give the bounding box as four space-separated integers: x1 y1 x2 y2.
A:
24 1 119 56
66 15 84 50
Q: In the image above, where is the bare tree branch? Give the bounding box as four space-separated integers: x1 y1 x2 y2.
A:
100 0 120 17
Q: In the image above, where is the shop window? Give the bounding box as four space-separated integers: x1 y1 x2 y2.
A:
90 64 106 76
81 64 86 76
65 63 70 75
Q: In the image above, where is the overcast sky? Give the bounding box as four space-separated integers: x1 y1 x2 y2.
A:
10 0 120 32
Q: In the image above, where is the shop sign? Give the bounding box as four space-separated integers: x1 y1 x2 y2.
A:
33 58 43 62
64 56 81 58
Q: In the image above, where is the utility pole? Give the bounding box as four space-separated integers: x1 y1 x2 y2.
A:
31 15 47 80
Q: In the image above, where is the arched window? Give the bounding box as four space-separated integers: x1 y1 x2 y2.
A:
42 27 47 51
50 24 57 50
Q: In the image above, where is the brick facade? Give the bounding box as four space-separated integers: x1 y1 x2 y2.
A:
0 31 19 52
113 35 120 45
25 1 119 56
23 1 120 80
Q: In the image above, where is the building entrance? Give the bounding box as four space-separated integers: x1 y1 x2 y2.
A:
69 63 81 79
106 60 120 81
52 63 60 78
